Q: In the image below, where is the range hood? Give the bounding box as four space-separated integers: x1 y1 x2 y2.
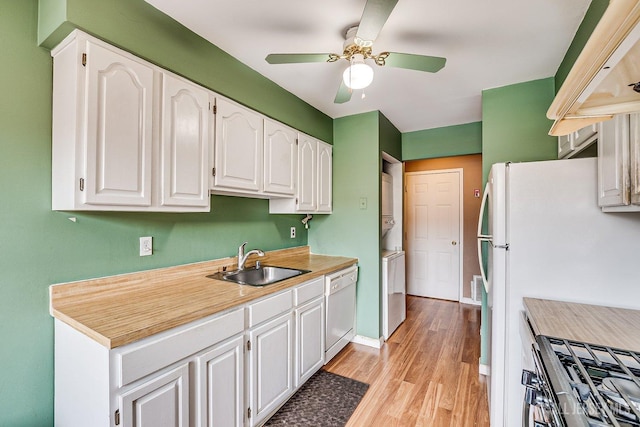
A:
547 0 640 136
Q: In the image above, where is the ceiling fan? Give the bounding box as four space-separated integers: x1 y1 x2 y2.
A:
265 0 446 104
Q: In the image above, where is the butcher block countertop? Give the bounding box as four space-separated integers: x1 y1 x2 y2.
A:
524 297 640 352
50 246 357 349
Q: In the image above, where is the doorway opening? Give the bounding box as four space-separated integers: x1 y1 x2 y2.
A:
404 154 482 304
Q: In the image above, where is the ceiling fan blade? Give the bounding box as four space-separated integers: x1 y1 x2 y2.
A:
265 53 332 64
355 0 399 44
382 52 446 73
334 80 352 104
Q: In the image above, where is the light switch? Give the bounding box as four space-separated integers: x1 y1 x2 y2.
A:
359 197 367 210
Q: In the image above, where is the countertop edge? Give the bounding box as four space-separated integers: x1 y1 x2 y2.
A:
51 248 357 349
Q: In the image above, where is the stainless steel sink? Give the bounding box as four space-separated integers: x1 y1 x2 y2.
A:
208 266 310 286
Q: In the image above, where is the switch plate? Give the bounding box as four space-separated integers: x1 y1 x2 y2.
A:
290 227 296 239
140 236 152 256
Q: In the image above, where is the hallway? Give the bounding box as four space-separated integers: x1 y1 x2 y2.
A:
324 296 490 426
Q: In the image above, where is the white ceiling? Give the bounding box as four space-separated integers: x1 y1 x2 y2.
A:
145 0 592 133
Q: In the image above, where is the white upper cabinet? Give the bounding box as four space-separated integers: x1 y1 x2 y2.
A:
51 30 331 213
297 134 318 212
51 30 210 212
160 74 210 208
269 134 332 214
263 119 297 197
597 114 640 211
317 141 333 213
84 41 154 207
557 124 598 159
212 98 263 193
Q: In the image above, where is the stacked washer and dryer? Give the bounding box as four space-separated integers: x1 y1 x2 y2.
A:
381 172 406 340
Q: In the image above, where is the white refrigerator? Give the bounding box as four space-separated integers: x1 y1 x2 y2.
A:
477 158 640 427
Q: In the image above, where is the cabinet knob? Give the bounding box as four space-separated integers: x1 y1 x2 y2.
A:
451 241 457 246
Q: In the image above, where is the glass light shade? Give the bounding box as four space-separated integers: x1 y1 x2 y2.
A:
343 59 374 90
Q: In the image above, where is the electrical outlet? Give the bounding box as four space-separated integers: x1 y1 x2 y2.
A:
140 236 152 256
290 227 296 239
359 197 368 210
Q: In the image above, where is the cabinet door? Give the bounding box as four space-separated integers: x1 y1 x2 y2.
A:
598 115 630 207
264 120 297 196
297 135 317 212
160 74 210 208
247 313 294 426
571 123 598 151
630 114 640 205
295 298 324 387
214 98 263 192
118 362 189 427
195 335 244 427
83 41 154 206
317 141 332 213
558 134 573 159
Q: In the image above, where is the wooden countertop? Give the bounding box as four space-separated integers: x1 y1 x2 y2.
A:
524 298 640 352
50 246 357 349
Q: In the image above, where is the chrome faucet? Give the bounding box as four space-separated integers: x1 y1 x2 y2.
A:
237 242 265 270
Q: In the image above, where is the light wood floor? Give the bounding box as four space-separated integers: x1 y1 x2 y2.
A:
324 296 490 427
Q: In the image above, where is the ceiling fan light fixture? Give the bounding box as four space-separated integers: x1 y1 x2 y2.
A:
343 54 374 90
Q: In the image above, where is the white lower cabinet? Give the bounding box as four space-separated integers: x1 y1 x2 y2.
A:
118 362 190 427
54 275 337 427
295 298 324 387
195 335 244 427
247 312 294 426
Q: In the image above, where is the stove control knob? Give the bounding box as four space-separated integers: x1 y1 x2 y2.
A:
524 387 547 406
521 370 539 387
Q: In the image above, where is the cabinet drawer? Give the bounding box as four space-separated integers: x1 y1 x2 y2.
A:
247 290 293 328
116 308 244 387
294 277 324 306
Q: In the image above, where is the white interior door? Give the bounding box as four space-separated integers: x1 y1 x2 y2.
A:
405 170 462 301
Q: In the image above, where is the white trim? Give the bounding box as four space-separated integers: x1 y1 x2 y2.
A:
479 362 491 377
460 297 481 306
351 335 384 349
405 168 464 302
381 151 401 164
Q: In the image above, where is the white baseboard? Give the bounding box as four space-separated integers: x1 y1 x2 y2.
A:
479 361 490 376
351 334 384 349
460 297 482 306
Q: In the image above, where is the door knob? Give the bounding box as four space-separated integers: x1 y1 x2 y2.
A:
452 241 457 246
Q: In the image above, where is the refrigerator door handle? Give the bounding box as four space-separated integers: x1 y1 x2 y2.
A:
477 183 491 292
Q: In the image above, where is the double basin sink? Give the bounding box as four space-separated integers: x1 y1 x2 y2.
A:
208 265 310 287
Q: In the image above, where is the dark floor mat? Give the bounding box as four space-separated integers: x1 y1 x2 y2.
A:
264 369 369 426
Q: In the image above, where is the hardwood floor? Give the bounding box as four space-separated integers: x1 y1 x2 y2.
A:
324 296 490 427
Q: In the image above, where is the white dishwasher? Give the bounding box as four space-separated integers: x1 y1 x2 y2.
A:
324 265 358 363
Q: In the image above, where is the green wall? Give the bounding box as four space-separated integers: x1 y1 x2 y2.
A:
555 0 609 92
309 111 401 339
1 1 331 424
402 121 482 161
482 77 558 179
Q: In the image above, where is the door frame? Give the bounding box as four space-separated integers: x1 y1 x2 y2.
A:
404 168 464 302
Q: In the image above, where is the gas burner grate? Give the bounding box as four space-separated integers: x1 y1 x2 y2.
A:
544 337 640 427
